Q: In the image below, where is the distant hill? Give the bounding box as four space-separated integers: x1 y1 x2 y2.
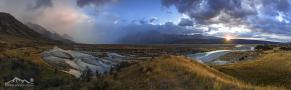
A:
174 38 280 44
118 31 279 44
0 12 73 43
0 12 43 39
26 23 74 43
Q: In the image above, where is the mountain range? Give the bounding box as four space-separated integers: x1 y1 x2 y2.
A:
0 12 280 44
26 23 73 43
0 12 42 39
118 31 280 44
0 12 73 43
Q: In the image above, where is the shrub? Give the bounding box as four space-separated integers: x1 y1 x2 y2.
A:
255 45 273 51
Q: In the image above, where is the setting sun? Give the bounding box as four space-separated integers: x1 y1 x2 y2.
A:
224 35 234 41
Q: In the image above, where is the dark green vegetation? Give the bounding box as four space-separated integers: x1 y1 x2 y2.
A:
255 44 291 51
255 45 276 51
0 58 76 89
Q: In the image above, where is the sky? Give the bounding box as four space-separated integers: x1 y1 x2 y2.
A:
0 0 291 44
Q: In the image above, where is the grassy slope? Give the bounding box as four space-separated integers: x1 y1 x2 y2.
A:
100 56 284 90
216 51 291 89
0 34 289 89
0 35 76 89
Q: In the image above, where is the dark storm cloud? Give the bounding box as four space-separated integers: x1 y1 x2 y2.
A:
149 17 158 23
161 0 291 42
76 0 118 7
133 17 158 24
250 20 291 35
124 22 198 35
139 19 147 24
161 0 291 26
0 0 110 44
262 0 290 11
32 0 53 9
161 0 257 21
115 21 203 44
178 18 193 26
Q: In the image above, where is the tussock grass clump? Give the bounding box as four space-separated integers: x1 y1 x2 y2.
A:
1 47 51 67
216 52 291 89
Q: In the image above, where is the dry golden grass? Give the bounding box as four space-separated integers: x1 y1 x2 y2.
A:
0 47 52 67
102 56 285 90
216 51 291 89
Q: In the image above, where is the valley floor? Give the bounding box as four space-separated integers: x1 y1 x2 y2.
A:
1 38 291 90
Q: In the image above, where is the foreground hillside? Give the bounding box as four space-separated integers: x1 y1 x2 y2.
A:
94 56 284 90
0 34 77 89
0 36 288 90
216 51 291 89
0 49 75 89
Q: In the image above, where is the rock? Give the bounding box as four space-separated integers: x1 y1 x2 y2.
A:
42 47 113 78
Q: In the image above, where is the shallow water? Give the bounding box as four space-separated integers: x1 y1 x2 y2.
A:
188 50 232 63
187 45 255 64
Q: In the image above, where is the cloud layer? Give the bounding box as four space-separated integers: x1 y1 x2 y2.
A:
76 0 119 7
0 0 115 43
162 0 291 42
0 0 202 44
1 0 291 43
